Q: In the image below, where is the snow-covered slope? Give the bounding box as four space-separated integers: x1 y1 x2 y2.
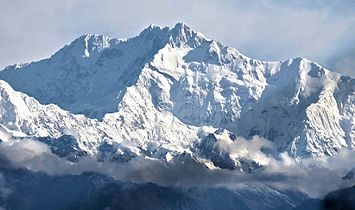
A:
0 78 198 158
0 23 354 164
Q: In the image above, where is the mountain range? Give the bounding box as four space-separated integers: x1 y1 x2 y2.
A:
0 23 353 169
0 22 354 210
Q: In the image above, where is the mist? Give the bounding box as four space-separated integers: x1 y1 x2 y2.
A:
0 137 354 198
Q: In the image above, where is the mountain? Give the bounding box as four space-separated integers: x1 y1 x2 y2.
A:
293 185 355 210
0 22 354 169
0 158 308 210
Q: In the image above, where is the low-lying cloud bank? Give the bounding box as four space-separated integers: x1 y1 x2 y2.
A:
0 138 354 198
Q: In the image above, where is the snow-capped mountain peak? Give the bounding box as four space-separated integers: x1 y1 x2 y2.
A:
169 22 205 47
0 23 353 166
51 33 116 66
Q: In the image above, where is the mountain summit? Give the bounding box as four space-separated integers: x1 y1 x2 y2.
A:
0 23 353 165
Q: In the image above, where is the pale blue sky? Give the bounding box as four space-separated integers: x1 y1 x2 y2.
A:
0 0 354 76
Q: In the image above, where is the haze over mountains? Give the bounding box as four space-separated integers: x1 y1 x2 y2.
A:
0 23 354 210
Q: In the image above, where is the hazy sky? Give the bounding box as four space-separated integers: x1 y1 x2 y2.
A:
0 0 354 76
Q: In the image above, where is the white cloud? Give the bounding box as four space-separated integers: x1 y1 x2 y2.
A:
216 135 273 165
1 137 355 198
